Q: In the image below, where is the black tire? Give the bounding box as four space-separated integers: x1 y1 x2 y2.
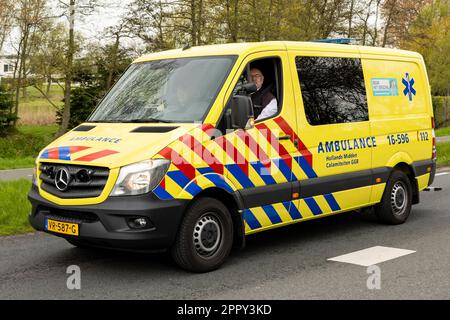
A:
171 197 233 272
375 170 413 225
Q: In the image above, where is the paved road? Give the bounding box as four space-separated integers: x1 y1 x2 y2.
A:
437 136 450 143
0 168 33 181
0 172 449 300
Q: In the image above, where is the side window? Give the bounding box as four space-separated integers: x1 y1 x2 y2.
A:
295 56 368 125
3 64 8 73
216 57 283 134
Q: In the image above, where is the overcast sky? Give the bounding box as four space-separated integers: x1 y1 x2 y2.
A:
2 0 134 54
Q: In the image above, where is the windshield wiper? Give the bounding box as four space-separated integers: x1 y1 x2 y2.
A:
126 118 174 123
88 120 123 123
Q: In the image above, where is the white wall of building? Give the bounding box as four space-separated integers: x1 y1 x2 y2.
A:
0 56 16 79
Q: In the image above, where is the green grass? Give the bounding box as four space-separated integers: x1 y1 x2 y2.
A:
436 126 450 137
0 179 33 236
18 85 63 125
437 142 450 167
0 125 58 169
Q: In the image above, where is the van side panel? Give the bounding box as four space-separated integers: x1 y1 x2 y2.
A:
361 55 434 200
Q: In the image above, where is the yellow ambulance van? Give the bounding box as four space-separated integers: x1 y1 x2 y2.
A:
28 41 436 272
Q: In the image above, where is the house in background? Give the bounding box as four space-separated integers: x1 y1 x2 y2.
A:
0 55 17 79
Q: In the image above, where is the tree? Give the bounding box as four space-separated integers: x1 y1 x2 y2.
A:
0 0 16 52
55 0 102 138
0 83 16 132
103 21 133 90
402 0 450 95
12 0 48 125
29 22 67 95
381 0 432 47
126 0 174 51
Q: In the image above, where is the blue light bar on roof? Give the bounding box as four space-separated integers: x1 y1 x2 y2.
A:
312 38 353 44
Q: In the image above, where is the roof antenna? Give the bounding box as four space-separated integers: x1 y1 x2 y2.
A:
182 43 191 51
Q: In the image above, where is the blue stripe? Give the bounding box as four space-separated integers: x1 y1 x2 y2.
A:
58 147 71 161
304 197 323 215
262 205 283 224
166 170 202 196
185 181 203 196
226 164 254 188
273 158 292 181
243 209 262 229
251 162 277 185
283 201 302 220
40 150 49 159
202 173 234 193
153 185 173 200
167 171 190 188
324 193 341 211
197 167 214 175
296 156 318 179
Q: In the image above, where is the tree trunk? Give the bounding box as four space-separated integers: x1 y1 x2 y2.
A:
106 33 120 90
56 0 75 138
190 0 197 46
13 27 29 126
348 0 354 38
382 0 397 47
46 75 52 95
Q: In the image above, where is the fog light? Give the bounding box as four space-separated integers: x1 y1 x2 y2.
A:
127 217 152 229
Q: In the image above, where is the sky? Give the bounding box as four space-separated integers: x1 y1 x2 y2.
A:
2 0 134 55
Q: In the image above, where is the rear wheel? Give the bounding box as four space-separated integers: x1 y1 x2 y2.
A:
375 170 413 225
171 197 233 272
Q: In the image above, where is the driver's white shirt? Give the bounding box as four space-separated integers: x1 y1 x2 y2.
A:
256 98 277 121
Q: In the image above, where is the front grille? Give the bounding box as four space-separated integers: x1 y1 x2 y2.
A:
39 163 110 199
37 206 99 223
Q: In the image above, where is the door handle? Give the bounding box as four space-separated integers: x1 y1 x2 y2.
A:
277 135 291 141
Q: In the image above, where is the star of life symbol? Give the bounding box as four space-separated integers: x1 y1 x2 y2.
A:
402 73 416 102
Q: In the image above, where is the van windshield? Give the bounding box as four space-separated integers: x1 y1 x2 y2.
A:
88 56 236 123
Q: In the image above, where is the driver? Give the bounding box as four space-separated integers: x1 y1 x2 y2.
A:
250 68 277 121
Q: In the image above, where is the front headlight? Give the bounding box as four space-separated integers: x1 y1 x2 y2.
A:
110 159 170 196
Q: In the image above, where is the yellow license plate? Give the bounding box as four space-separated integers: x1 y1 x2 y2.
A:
45 219 79 236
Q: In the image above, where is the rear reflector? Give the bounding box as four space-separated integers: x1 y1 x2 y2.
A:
432 137 437 160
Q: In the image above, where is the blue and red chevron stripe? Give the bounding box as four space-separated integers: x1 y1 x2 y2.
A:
40 146 118 162
152 118 342 232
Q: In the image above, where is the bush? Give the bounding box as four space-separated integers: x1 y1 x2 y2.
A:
0 83 16 132
56 85 104 129
433 96 450 128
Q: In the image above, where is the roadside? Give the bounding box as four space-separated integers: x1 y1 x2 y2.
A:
0 125 57 170
0 179 33 236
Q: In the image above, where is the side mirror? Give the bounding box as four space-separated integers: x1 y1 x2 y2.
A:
242 82 257 93
231 95 254 130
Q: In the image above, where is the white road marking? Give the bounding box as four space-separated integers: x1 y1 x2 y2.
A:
435 172 450 177
328 246 416 267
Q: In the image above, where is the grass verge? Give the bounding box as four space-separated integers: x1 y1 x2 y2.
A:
437 142 450 167
0 179 33 236
436 126 450 137
0 125 58 170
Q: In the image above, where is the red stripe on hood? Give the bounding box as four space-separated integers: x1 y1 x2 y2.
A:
74 150 118 162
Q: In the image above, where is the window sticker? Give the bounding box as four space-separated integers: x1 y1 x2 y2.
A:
371 78 399 97
402 73 416 102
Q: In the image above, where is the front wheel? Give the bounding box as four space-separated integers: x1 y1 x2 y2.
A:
171 197 233 272
375 170 413 225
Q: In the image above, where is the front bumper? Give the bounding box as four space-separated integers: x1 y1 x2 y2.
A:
28 185 189 251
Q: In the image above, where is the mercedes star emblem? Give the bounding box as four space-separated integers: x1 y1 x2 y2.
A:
55 168 70 191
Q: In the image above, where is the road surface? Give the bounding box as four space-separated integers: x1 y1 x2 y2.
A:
0 171 449 299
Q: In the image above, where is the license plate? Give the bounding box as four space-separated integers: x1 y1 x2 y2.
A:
45 219 79 236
